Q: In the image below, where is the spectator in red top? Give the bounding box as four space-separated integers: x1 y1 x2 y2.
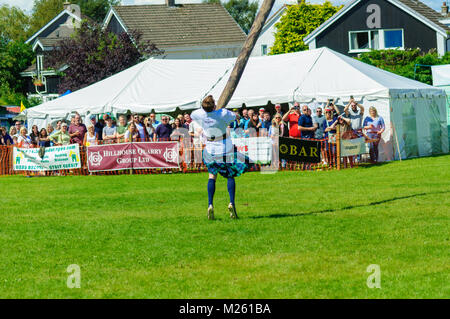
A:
282 102 301 138
68 113 87 145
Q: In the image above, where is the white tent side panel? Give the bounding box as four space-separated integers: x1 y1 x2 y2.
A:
390 93 448 160
431 64 450 86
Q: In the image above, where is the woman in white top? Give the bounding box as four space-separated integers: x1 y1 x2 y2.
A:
9 126 17 140
17 127 32 148
191 95 252 220
124 122 140 142
84 125 97 146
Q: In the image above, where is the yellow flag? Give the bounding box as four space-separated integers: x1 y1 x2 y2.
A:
20 101 26 112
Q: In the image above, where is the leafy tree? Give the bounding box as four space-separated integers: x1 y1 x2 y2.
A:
224 0 258 34
47 22 163 93
0 38 34 105
204 0 258 34
73 0 120 23
29 0 120 36
357 49 450 85
0 38 34 93
29 0 63 37
270 0 342 55
0 84 30 106
0 5 31 42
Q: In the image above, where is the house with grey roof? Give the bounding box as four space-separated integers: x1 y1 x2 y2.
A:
21 2 87 102
251 4 288 57
103 1 246 59
303 0 450 57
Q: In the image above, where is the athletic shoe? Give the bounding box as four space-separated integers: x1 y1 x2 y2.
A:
207 205 214 220
228 203 238 219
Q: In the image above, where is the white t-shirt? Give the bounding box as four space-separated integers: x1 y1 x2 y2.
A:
347 108 363 130
17 135 32 148
191 108 235 156
188 120 204 146
124 130 140 141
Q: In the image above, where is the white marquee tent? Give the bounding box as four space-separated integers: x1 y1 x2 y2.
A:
25 47 448 161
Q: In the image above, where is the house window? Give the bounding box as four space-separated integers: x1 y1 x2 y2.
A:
370 31 379 49
261 44 268 55
350 31 369 50
349 30 379 51
384 29 403 48
349 29 404 53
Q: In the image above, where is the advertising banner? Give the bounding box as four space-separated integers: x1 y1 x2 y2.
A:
340 137 366 157
278 137 321 163
231 137 272 164
13 144 81 171
87 142 179 172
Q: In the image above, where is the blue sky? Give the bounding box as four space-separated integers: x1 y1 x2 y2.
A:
0 0 443 15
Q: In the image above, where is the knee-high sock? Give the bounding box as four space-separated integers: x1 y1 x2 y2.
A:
207 178 216 206
227 178 236 205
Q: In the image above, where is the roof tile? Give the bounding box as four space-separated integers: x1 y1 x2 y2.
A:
396 0 449 32
112 3 246 48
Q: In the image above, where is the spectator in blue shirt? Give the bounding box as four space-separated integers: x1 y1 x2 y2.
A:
38 128 51 147
298 106 316 139
155 116 173 141
0 126 13 145
259 112 272 136
149 113 160 138
240 108 249 127
229 111 245 138
89 116 104 141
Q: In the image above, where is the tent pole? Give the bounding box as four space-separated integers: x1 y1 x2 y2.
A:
336 125 341 170
392 121 402 162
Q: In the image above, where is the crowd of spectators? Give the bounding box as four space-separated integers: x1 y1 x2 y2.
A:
0 98 385 164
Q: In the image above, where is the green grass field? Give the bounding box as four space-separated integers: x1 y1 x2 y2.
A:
0 155 449 298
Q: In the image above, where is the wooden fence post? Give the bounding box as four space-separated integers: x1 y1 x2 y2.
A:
336 125 341 170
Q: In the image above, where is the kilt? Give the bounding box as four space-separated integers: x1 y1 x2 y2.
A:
204 147 252 178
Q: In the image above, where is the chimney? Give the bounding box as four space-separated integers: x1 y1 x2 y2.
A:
63 2 81 19
442 2 449 16
166 0 175 7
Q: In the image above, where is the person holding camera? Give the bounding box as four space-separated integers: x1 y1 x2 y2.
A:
325 99 340 117
282 102 301 138
344 97 364 132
